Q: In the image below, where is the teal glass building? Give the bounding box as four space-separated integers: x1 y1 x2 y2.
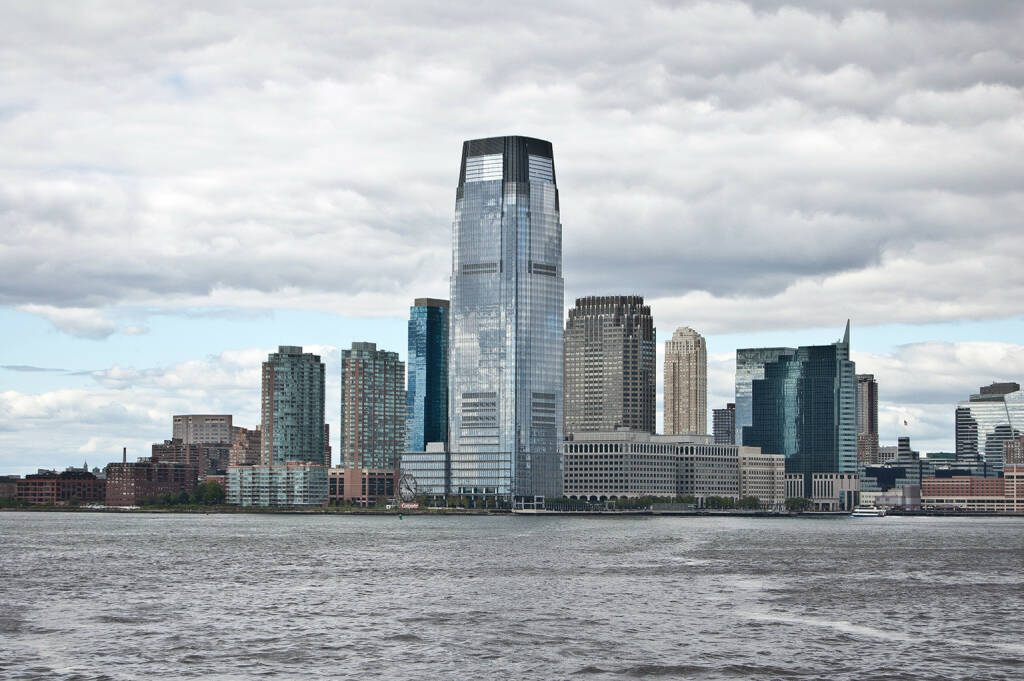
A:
406 298 449 452
448 135 564 502
743 323 857 498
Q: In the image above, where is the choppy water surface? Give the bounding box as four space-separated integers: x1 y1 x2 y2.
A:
1 512 1023 680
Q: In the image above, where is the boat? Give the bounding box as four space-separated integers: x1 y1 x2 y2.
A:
851 506 887 517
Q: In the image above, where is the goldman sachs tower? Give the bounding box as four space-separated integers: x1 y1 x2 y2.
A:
448 135 564 503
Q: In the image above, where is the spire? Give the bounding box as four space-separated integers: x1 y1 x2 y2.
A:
843 319 850 346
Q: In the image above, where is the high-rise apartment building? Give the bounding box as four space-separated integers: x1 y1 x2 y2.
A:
173 415 232 445
744 322 857 498
406 298 449 452
664 327 707 435
713 403 736 445
734 347 796 445
448 135 563 502
563 295 655 437
260 346 326 465
341 342 405 470
955 382 1023 474
857 374 880 464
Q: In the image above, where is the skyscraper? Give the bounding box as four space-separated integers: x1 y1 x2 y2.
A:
341 342 406 470
712 403 736 445
734 347 796 446
856 374 880 464
260 346 326 465
563 295 656 437
744 322 857 498
955 382 1023 474
406 298 449 452
664 327 707 435
448 135 563 501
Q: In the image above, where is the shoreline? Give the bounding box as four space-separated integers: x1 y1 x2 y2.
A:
3 507 1023 518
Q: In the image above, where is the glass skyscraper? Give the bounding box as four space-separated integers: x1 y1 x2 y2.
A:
955 382 1023 474
406 298 449 452
734 347 796 445
743 323 857 498
448 135 564 501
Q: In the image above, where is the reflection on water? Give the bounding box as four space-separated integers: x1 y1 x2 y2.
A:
1 513 1022 680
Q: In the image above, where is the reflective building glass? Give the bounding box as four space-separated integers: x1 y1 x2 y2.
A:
955 383 1024 474
448 136 564 500
406 298 449 452
743 323 857 497
734 347 795 446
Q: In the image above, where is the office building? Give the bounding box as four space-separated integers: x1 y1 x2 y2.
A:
563 295 656 437
856 374 880 464
341 342 405 470
172 415 232 445
260 346 326 465
664 327 707 435
448 135 564 502
406 298 449 452
955 382 1023 474
744 322 857 498
561 431 785 509
713 403 736 445
327 467 397 508
400 442 451 497
734 347 795 445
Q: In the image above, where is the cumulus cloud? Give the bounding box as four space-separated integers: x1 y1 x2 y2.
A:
0 1 1020 332
0 345 342 474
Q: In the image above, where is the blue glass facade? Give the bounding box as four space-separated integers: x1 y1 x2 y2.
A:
955 383 1024 474
406 299 449 452
743 323 857 498
734 347 795 446
448 136 563 500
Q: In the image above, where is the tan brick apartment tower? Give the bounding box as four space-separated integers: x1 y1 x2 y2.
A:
664 327 707 435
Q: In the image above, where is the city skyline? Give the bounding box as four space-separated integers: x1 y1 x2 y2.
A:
3 2 1024 473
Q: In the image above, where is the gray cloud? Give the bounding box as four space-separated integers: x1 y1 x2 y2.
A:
0 1 1021 334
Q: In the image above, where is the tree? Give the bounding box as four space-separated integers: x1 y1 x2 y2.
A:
201 481 225 505
705 496 736 509
736 496 761 510
785 497 812 512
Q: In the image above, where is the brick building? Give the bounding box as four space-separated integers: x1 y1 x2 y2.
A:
15 470 105 506
328 467 397 507
105 461 197 506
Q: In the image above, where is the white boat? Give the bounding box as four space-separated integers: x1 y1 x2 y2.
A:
851 506 887 517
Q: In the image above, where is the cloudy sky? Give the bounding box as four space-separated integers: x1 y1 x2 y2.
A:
2 0 1023 473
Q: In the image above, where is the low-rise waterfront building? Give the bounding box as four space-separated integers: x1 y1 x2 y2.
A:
327 467 397 507
16 470 105 506
0 474 20 500
105 460 197 506
561 431 784 509
784 472 859 511
921 470 1024 513
227 463 328 507
400 442 450 497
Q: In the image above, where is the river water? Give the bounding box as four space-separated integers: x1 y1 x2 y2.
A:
1 512 1022 680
